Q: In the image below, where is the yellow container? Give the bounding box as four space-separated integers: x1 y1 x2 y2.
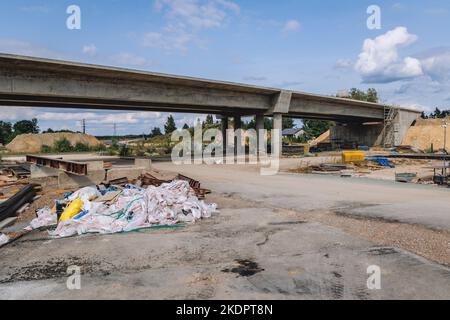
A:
342 151 365 163
59 198 84 223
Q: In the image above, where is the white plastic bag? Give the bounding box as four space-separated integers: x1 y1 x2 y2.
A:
0 233 9 246
68 186 101 202
29 207 57 230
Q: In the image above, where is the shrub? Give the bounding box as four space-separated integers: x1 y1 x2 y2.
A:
41 145 52 153
53 138 73 153
119 144 131 157
74 142 90 152
92 144 107 152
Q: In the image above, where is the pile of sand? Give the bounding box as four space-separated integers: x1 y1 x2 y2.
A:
402 118 450 151
6 133 103 153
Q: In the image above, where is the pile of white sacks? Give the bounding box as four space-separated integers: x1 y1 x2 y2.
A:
29 180 218 238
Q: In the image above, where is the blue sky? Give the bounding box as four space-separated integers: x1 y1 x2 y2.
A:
1 0 450 135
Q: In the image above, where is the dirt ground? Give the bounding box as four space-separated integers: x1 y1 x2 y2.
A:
0 159 449 300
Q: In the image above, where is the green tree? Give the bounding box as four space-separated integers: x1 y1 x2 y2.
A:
0 121 13 145
182 123 190 130
366 88 379 103
204 115 214 126
150 127 162 138
164 115 177 134
349 88 379 103
13 118 39 135
282 117 295 130
302 120 333 140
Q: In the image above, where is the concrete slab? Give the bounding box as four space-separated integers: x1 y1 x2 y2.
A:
87 161 104 172
58 170 106 189
134 158 152 171
30 164 59 179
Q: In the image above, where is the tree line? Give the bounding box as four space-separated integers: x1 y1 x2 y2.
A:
0 118 40 145
421 108 450 119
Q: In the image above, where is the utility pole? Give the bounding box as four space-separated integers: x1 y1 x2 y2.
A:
442 119 448 177
82 119 86 134
113 123 117 139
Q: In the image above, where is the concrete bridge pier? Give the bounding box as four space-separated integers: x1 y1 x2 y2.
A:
273 113 283 156
220 116 229 154
256 114 265 158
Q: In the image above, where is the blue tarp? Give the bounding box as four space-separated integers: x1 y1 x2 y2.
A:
366 157 395 168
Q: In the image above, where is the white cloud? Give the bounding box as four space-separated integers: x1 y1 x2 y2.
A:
0 107 162 125
355 27 423 83
147 0 239 51
0 39 61 59
110 53 150 67
282 19 301 33
155 0 239 29
142 30 194 51
82 44 98 56
420 48 450 82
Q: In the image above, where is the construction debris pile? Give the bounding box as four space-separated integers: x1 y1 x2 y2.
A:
0 172 217 246
0 164 30 187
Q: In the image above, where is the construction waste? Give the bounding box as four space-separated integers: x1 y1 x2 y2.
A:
25 177 217 239
0 233 8 246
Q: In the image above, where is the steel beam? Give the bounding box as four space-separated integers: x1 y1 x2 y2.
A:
26 155 88 176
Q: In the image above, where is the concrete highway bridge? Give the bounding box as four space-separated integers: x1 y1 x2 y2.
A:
0 54 420 147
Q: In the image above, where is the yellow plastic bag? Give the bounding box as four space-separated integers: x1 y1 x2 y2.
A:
59 198 84 223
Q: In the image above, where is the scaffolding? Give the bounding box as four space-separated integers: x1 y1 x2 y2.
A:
383 106 398 148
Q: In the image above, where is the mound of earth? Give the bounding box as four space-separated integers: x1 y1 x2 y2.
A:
6 133 103 153
402 118 450 151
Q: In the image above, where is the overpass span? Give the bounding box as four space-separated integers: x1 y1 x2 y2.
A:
0 54 420 146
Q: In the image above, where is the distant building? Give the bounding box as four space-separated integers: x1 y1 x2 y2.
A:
282 128 305 139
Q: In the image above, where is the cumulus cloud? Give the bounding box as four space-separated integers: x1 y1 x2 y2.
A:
282 19 301 33
146 0 240 51
355 27 423 83
82 44 98 56
0 107 162 125
419 47 450 82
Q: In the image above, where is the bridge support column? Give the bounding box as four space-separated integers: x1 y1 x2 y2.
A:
273 113 283 156
221 116 229 154
256 114 265 159
234 115 242 157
